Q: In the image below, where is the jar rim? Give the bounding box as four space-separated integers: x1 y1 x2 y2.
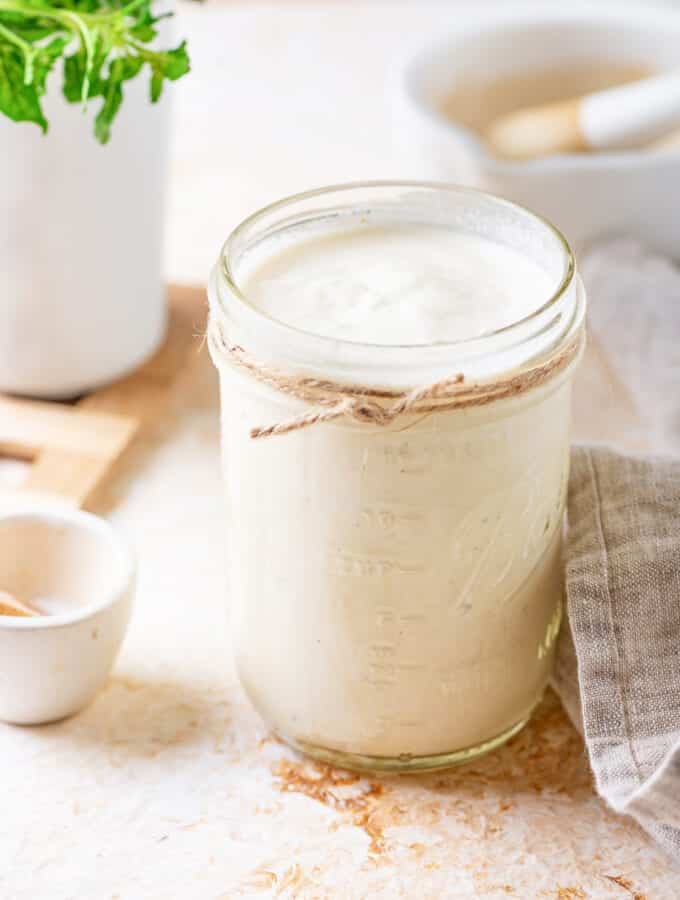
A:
216 180 576 352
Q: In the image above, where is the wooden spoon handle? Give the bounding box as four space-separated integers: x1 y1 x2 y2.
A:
0 590 40 617
486 71 680 160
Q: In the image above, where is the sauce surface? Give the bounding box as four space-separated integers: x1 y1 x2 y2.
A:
241 224 556 345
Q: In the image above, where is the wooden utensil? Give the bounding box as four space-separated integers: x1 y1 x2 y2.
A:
486 71 680 160
0 285 204 510
0 590 39 617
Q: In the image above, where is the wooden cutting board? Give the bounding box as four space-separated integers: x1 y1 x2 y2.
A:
0 285 206 510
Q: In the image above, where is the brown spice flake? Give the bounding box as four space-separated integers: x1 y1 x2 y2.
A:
273 758 362 806
604 875 647 900
272 758 388 855
555 889 586 900
276 864 304 894
237 869 277 892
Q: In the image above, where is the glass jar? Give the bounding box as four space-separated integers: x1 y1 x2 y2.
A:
208 182 585 772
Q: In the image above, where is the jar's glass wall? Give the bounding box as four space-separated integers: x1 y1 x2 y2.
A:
219 371 573 764
209 183 585 772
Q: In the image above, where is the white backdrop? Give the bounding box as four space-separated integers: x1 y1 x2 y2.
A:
166 0 676 285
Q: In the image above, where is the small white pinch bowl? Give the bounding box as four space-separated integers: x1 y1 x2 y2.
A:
0 508 135 725
397 4 680 255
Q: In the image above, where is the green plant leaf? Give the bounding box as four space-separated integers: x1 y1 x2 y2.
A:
94 52 142 143
127 7 156 43
33 33 69 94
0 0 192 142
149 63 161 101
146 39 189 103
0 39 46 129
63 31 107 101
2 15 62 43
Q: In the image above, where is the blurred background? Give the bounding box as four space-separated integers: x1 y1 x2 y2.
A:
167 0 680 284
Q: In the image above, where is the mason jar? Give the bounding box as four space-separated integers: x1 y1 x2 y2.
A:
208 182 585 772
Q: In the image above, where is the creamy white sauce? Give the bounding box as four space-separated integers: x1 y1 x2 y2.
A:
241 225 556 344
218 221 573 762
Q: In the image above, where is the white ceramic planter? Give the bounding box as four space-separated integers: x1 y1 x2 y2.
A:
397 4 680 257
0 73 169 398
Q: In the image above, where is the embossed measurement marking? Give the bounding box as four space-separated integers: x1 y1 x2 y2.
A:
367 659 428 688
375 608 427 627
376 431 514 473
359 507 423 537
369 643 395 659
330 553 425 577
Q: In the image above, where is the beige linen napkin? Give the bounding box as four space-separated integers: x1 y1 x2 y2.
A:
554 446 680 859
552 238 680 860
577 237 680 456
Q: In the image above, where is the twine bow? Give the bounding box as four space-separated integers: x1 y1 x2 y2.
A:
208 321 584 440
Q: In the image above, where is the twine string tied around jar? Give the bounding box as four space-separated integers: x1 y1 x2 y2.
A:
208 321 584 440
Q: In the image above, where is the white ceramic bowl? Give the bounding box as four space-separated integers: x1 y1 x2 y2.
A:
0 509 135 725
398 5 680 255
